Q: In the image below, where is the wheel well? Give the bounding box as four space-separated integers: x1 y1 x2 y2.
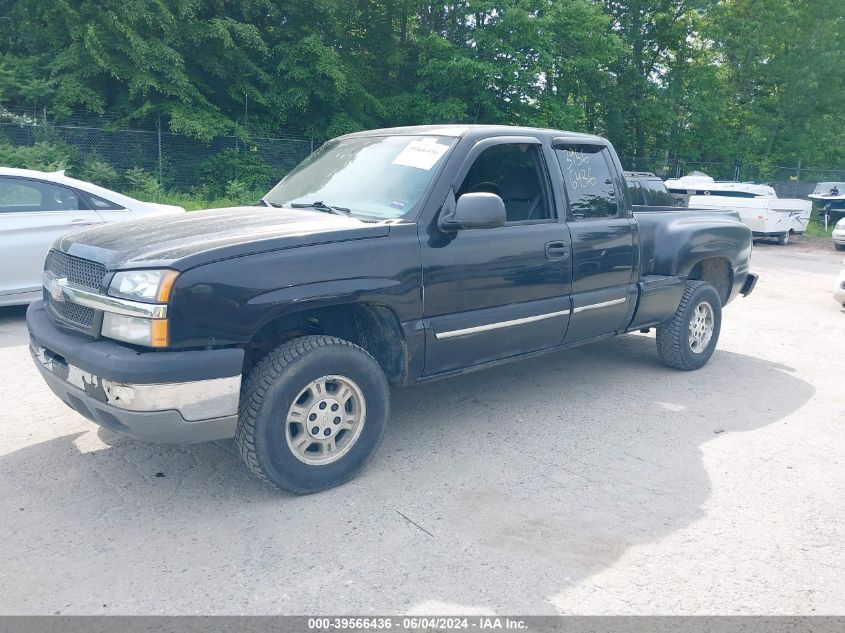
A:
687 257 732 305
242 303 408 385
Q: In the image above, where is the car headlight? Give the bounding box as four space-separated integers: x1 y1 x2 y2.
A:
103 270 178 347
108 270 178 303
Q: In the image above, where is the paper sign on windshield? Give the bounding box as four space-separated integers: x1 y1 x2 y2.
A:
392 138 450 170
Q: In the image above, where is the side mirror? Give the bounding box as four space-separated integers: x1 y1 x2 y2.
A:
439 192 506 232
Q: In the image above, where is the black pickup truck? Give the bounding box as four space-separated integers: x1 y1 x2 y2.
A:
27 125 758 493
624 171 679 208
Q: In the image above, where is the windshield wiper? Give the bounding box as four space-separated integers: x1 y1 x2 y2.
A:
289 201 351 215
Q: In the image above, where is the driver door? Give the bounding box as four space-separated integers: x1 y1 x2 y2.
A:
420 138 573 375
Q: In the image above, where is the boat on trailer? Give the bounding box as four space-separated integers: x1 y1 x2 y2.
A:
809 182 845 228
664 172 812 245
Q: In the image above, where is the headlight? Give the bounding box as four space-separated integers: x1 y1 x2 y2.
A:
102 313 169 347
103 269 177 347
109 270 178 303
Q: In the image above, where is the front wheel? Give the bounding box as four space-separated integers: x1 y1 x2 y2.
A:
656 280 722 371
236 335 389 494
835 243 845 252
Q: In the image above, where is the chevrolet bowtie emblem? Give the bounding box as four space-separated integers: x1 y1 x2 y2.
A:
47 275 69 303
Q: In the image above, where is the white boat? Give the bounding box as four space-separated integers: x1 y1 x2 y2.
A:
809 182 845 202
665 172 812 245
809 182 845 230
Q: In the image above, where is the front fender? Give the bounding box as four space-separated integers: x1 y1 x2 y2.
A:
166 226 422 348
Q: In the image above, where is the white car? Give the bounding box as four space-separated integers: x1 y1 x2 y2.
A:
835 257 845 307
833 217 845 251
0 167 184 306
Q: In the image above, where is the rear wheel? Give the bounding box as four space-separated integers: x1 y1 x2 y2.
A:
236 335 389 494
656 281 722 371
835 243 845 251
777 231 791 245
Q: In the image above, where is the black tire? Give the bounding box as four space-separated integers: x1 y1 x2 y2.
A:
777 232 790 245
656 281 722 371
236 335 389 494
835 243 845 251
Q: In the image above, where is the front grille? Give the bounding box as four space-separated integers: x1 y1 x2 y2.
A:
45 251 106 291
48 296 96 330
44 251 106 333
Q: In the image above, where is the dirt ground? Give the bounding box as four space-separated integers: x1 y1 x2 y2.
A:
0 240 843 615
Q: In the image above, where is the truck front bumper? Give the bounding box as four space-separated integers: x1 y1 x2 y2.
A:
27 301 243 444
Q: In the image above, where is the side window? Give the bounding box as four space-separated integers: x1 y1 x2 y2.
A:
0 178 42 211
88 194 122 210
457 143 553 223
628 181 645 206
0 178 80 213
555 146 619 220
642 180 674 206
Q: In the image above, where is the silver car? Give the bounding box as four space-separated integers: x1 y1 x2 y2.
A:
0 167 184 306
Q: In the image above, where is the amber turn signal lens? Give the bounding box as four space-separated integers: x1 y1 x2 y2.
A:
156 271 180 303
150 319 169 348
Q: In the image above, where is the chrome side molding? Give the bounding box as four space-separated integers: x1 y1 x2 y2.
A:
434 296 628 340
571 297 627 314
435 308 571 340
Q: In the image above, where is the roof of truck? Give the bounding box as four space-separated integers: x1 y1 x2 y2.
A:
338 124 604 142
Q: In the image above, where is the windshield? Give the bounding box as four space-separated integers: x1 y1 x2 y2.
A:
263 135 456 219
814 182 845 195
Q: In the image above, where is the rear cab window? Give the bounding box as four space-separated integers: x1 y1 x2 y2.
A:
554 145 620 220
641 180 674 206
628 181 645 206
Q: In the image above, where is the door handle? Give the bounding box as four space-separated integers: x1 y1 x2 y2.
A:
545 241 570 260
70 219 92 225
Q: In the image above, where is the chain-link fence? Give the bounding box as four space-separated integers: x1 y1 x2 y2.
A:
619 156 845 200
0 115 314 197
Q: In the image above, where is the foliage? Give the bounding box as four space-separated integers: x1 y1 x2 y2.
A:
124 166 162 197
126 189 266 211
78 157 121 189
0 140 77 171
0 0 843 169
195 148 275 197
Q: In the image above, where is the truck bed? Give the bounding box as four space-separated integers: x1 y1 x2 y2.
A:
633 207 746 278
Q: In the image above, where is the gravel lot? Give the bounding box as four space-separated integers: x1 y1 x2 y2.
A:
1 242 843 615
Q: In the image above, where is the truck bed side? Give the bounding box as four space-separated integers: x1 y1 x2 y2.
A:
626 208 753 331
634 208 750 279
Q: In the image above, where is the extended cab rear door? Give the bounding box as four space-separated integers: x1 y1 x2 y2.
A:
551 140 638 343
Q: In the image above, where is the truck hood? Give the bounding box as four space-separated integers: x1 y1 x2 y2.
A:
57 206 392 271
